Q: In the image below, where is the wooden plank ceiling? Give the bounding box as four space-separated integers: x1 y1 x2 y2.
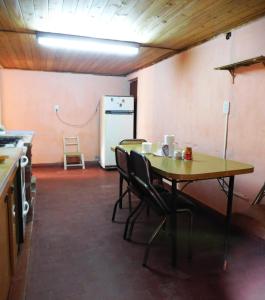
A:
0 0 265 76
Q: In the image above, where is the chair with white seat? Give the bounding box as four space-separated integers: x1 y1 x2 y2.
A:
63 136 85 170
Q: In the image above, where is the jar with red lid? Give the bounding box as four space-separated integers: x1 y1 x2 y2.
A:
184 147 193 160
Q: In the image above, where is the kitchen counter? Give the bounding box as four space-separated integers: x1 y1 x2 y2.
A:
0 148 23 196
4 130 34 146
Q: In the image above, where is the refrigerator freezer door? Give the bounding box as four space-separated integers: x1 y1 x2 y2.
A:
100 113 134 168
104 96 134 111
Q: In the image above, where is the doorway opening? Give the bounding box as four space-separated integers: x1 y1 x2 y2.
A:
130 78 138 138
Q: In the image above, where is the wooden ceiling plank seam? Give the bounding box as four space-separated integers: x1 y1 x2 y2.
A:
171 13 265 57
3 0 27 30
151 0 265 48
108 0 142 32
19 0 35 28
62 0 79 16
33 0 48 32
129 0 170 32
48 0 64 19
24 33 36 69
167 0 250 41
170 4 265 50
149 0 224 47
5 33 24 68
88 0 109 18
0 33 17 67
0 32 21 68
16 30 34 69
134 0 190 37
29 33 43 70
99 0 122 26
134 0 191 35
75 0 93 16
121 0 155 23
0 0 17 30
33 0 50 69
158 1 238 48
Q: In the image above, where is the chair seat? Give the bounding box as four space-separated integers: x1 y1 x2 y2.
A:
232 204 265 239
64 152 82 157
158 188 196 210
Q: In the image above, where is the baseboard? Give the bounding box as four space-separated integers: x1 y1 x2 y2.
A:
32 161 99 168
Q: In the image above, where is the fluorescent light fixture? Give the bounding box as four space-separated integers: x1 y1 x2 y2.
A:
37 33 139 56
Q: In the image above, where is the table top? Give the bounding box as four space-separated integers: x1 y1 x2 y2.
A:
113 144 254 181
0 148 23 196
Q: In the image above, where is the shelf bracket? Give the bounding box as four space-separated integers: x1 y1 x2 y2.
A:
228 69 235 84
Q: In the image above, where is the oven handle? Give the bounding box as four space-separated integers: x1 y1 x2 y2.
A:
20 155 28 168
23 201 29 216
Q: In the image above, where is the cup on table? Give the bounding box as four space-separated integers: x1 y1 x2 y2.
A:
164 134 175 145
173 149 183 160
142 142 152 153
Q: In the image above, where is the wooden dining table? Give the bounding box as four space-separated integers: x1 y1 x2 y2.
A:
112 143 254 269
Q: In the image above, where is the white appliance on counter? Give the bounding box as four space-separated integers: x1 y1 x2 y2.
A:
99 95 134 169
17 155 29 243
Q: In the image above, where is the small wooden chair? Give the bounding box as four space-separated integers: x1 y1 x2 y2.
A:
63 136 85 170
232 182 265 239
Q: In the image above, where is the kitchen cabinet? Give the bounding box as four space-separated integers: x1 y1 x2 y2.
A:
0 159 20 300
0 193 12 300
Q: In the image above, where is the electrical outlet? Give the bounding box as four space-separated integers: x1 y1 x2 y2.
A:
223 100 230 114
54 104 60 112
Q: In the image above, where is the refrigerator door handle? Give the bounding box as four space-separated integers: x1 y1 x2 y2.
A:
105 110 134 115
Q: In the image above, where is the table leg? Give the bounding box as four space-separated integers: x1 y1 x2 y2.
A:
170 179 177 267
223 175 234 271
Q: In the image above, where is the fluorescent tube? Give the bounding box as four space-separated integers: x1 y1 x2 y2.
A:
37 33 139 56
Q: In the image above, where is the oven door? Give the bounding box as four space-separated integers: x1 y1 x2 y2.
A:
17 155 29 243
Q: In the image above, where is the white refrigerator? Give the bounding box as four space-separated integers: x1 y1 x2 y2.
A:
99 95 134 168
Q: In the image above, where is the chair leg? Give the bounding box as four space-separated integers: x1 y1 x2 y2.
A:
127 202 146 240
64 155 67 170
112 189 129 222
187 211 193 260
81 154 85 169
143 217 167 267
123 200 144 240
176 209 193 260
128 190 132 213
119 176 123 209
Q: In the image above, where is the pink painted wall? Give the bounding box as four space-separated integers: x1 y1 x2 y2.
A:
0 70 129 164
129 17 265 214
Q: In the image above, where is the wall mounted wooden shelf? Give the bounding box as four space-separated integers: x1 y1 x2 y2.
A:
215 55 265 83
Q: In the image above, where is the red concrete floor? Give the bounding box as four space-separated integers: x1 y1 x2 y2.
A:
25 166 265 300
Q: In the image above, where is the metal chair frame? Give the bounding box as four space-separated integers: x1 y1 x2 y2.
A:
63 136 85 170
129 150 193 267
118 139 147 209
112 147 132 222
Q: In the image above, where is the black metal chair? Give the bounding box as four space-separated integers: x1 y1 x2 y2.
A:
118 139 147 209
129 150 194 267
112 146 132 222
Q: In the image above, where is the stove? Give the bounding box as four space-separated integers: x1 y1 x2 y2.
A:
0 136 22 147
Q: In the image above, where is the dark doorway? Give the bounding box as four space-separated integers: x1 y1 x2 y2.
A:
130 78 138 138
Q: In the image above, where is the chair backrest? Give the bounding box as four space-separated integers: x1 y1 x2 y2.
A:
119 139 147 145
63 136 80 153
115 146 130 182
129 150 170 215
